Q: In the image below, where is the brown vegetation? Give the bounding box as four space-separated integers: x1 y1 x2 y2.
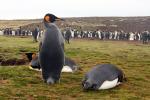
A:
1 16 150 32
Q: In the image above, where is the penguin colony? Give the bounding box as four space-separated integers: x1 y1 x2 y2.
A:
28 13 126 90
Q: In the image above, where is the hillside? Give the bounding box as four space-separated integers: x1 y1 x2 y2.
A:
0 16 150 32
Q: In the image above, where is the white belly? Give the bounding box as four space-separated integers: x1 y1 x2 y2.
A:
99 78 120 90
12 31 15 35
29 65 73 73
0 31 3 35
61 66 73 73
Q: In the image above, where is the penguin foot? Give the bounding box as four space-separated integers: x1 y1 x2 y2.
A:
46 77 55 85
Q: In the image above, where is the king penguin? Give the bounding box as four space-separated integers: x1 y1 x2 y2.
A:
82 64 125 90
39 13 64 84
25 52 78 73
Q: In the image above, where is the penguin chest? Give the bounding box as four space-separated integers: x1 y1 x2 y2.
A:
61 66 73 73
99 78 120 90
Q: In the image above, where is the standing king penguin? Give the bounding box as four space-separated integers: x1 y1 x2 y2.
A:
39 14 64 84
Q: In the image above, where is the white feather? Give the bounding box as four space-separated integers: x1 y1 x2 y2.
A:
61 66 73 73
29 65 73 73
99 78 120 90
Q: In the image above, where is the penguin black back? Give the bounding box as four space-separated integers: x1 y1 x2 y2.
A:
39 14 64 84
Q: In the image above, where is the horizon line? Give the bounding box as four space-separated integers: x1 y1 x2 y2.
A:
0 15 150 20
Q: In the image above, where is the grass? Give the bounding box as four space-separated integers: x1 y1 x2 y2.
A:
0 36 150 100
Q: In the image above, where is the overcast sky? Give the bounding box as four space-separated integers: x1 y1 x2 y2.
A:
0 0 150 19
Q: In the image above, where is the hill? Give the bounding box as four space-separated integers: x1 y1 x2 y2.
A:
1 16 150 32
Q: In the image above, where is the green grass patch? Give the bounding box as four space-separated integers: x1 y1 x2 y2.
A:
0 36 150 99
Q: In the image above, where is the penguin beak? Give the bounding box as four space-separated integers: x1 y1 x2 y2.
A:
55 17 65 21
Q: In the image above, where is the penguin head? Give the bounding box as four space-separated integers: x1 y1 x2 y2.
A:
82 80 98 90
82 81 92 90
25 53 35 61
44 13 64 23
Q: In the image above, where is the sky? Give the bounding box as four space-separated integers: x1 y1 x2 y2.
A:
0 0 150 19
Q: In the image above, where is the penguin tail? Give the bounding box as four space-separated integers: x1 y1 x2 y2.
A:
123 73 127 82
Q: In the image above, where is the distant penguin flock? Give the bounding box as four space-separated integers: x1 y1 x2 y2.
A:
26 13 126 90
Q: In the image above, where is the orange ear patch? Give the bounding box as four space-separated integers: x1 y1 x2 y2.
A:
44 15 51 22
32 53 37 60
